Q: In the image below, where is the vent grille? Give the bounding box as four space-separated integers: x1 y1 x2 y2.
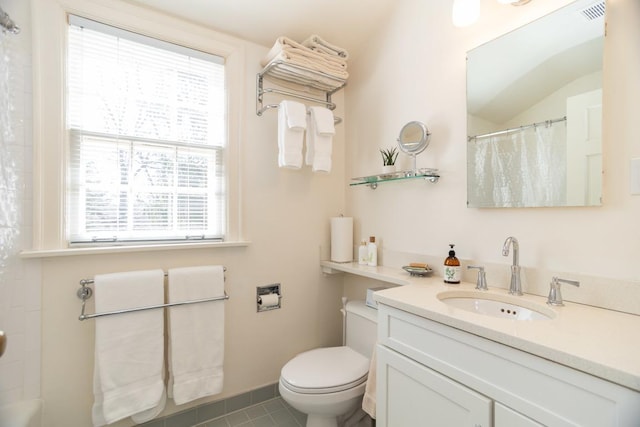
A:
580 1 605 21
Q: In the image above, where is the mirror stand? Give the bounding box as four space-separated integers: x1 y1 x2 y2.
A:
406 154 417 176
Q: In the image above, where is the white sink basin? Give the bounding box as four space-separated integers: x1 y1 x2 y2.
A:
438 291 555 321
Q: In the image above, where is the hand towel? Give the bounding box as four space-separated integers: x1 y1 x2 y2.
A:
91 269 166 427
168 265 225 405
278 100 306 169
306 106 335 173
361 344 377 419
301 34 350 59
310 105 335 135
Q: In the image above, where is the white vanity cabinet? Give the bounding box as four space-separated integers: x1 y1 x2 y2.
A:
376 303 640 427
378 345 492 426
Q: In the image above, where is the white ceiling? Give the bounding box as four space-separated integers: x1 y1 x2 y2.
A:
126 0 397 57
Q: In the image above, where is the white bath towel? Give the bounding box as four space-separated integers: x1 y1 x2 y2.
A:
361 344 377 419
261 36 348 73
264 62 345 92
278 100 306 169
310 105 335 135
168 266 225 405
301 34 350 59
91 269 166 427
306 106 335 173
260 36 349 94
264 49 348 78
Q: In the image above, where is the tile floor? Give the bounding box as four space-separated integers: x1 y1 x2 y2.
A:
196 397 307 427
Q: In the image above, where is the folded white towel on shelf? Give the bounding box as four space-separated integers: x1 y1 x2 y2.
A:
264 62 345 92
261 36 348 71
261 36 349 87
301 34 350 59
167 266 225 405
278 100 306 169
306 106 335 173
91 270 166 427
265 48 348 77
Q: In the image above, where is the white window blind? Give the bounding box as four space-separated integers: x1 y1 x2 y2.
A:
67 15 226 244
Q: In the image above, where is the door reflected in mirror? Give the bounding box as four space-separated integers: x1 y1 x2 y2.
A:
466 0 604 208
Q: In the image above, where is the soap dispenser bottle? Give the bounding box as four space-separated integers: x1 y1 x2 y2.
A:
358 240 368 265
444 244 461 284
367 236 378 267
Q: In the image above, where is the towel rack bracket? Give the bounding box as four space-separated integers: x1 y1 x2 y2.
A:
77 285 92 301
76 267 228 321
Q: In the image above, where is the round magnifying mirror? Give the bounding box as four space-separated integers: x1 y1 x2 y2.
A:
398 121 430 155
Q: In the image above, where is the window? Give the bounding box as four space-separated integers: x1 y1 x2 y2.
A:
66 16 226 245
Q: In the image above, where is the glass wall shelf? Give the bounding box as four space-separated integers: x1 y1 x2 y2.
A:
350 168 440 189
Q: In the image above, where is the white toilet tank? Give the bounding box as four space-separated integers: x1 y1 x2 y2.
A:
345 300 378 358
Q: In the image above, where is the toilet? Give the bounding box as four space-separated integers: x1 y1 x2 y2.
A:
279 300 377 427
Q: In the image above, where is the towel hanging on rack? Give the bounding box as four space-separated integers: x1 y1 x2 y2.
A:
278 100 306 169
167 266 225 405
91 269 166 426
306 106 335 173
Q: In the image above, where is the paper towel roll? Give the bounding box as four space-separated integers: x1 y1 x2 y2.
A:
259 293 280 308
331 216 353 263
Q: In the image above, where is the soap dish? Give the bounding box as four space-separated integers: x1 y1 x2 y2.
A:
402 266 433 277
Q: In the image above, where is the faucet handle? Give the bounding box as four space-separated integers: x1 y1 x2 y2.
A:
547 276 580 306
467 265 488 291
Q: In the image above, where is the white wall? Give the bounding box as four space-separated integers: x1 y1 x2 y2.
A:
35 8 347 427
0 0 43 407
345 0 640 285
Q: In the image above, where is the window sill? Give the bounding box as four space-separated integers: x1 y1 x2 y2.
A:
20 240 251 258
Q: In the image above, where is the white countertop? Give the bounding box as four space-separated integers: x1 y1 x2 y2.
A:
321 261 640 393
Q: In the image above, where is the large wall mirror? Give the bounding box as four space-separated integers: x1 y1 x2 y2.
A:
467 0 605 208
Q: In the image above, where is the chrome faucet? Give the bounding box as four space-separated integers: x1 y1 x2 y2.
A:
502 236 522 295
547 276 580 306
467 265 488 291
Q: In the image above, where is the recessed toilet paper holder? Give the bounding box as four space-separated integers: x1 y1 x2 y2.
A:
257 283 282 312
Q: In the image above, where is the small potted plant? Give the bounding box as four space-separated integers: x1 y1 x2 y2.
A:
380 146 399 176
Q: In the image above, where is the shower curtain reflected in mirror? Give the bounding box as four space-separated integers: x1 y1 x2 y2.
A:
468 120 567 208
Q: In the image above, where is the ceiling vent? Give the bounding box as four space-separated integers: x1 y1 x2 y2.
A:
579 1 605 21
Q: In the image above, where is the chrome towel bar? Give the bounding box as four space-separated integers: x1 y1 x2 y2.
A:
77 268 228 321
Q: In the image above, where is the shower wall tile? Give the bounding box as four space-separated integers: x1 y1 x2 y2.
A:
0 0 41 406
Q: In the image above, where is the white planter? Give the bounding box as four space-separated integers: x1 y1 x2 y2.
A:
381 165 397 177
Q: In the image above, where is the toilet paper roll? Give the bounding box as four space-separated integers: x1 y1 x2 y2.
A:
331 216 353 263
259 293 280 308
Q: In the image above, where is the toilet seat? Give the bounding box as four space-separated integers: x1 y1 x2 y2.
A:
280 347 369 394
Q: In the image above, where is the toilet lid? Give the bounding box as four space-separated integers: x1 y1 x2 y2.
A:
280 347 369 394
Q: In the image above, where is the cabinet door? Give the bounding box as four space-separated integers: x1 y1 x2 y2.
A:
377 345 492 427
495 402 544 427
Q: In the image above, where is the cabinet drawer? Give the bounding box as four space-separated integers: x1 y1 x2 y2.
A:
378 304 640 426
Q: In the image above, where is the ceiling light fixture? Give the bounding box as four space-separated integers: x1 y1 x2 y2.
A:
453 0 532 27
452 0 480 27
